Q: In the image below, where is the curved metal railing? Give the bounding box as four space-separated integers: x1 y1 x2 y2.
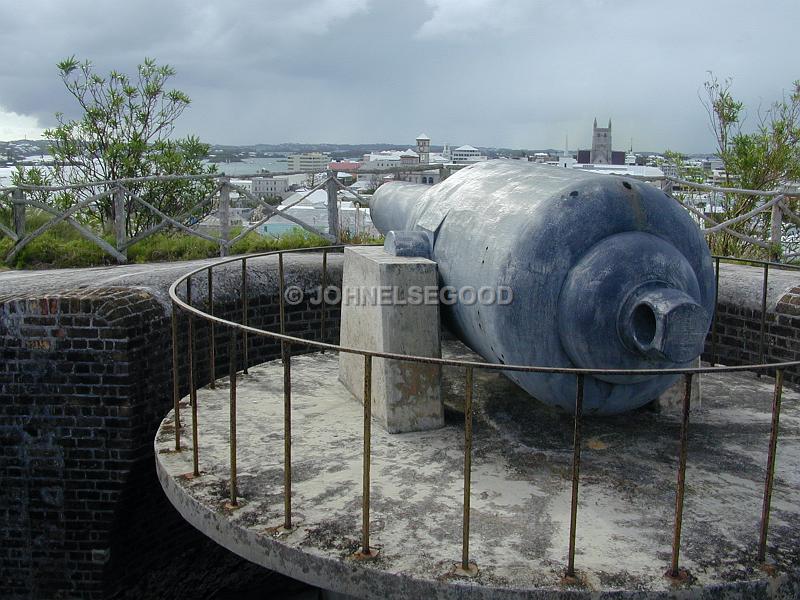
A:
168 246 800 582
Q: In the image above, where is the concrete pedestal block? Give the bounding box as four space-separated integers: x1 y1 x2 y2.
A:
338 246 444 433
653 358 702 411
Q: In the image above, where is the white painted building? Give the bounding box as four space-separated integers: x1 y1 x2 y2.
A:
361 151 403 169
451 145 487 164
254 189 379 238
557 153 577 168
287 152 330 172
252 176 288 196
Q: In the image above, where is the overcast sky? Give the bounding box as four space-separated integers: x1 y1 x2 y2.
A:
0 0 797 152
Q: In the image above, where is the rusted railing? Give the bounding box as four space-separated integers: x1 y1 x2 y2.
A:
168 246 799 582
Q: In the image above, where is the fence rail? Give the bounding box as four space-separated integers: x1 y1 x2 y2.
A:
168 245 800 584
0 163 465 264
1 164 799 265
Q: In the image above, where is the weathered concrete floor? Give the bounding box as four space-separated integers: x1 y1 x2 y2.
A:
155 342 800 599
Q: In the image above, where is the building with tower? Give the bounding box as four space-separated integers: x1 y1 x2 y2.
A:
577 119 626 165
416 133 430 165
590 118 612 164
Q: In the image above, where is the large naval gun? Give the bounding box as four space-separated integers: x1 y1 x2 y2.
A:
369 160 715 415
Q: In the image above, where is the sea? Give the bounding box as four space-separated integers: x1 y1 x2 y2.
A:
0 156 290 188
204 156 289 176
0 165 15 188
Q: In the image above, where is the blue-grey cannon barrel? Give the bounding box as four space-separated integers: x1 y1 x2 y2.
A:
370 160 715 415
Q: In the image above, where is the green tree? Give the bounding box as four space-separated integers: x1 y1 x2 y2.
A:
37 56 216 235
662 149 708 213
702 73 800 258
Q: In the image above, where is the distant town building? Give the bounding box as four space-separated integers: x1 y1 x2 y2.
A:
416 134 431 165
361 151 403 169
252 176 288 196
402 171 440 185
661 162 678 178
328 160 362 175
249 188 378 238
357 133 461 187
451 145 487 164
577 118 626 165
590 118 612 164
558 152 577 168
400 149 420 165
529 152 550 163
287 152 330 172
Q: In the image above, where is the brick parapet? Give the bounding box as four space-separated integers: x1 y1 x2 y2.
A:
1 255 342 599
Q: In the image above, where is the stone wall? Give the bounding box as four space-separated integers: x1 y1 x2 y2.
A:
703 262 800 383
0 254 342 600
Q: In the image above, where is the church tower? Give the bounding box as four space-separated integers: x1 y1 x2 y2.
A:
590 118 612 164
416 133 430 165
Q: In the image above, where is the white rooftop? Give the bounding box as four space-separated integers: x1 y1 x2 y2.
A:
573 164 665 178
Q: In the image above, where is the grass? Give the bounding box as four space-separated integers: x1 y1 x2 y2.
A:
0 211 116 269
0 208 339 269
126 228 332 264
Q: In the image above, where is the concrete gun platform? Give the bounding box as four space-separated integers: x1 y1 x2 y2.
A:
155 341 800 599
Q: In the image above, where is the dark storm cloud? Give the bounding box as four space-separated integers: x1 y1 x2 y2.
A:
0 0 797 152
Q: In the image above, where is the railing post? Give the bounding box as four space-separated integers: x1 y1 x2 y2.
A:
458 366 477 576
282 341 292 530
320 249 328 346
171 302 181 452
241 258 249 375
356 354 377 559
220 177 231 257
758 369 783 565
566 374 584 580
11 187 25 240
208 267 216 389
667 373 692 580
187 278 200 477
326 171 340 243
770 199 783 262
113 184 127 263
229 328 238 507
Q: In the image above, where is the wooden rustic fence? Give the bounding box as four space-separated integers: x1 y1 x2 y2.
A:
649 176 800 261
0 164 457 264
0 163 798 264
